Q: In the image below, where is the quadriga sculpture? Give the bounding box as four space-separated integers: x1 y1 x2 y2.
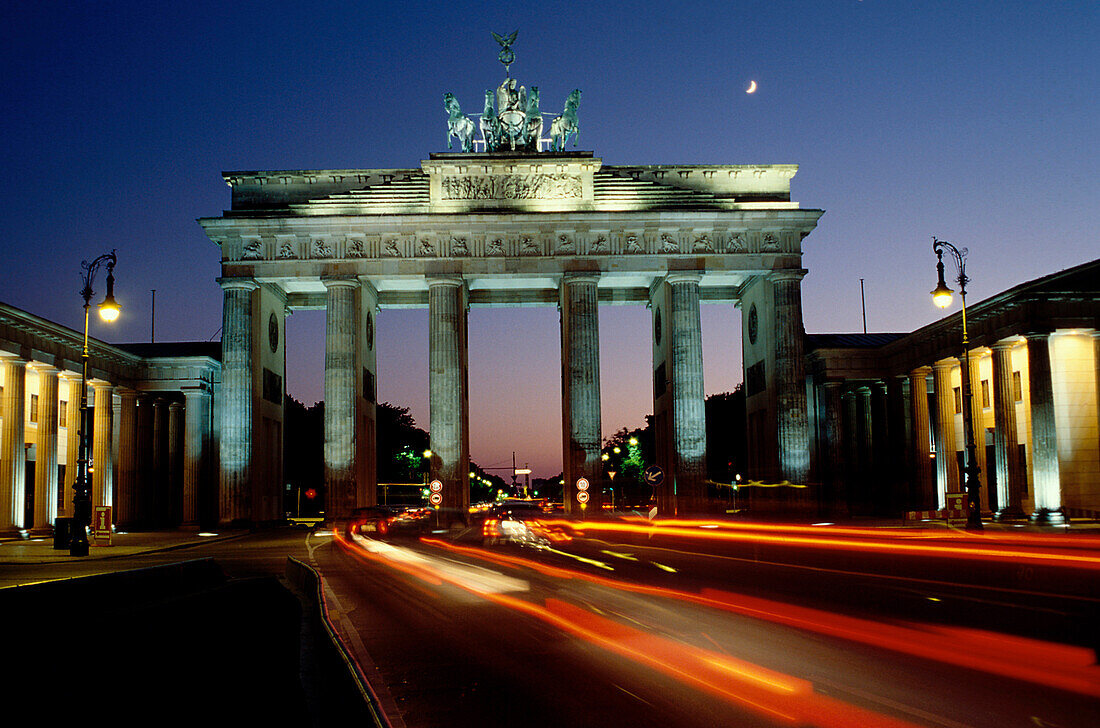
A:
549 89 581 152
443 93 475 153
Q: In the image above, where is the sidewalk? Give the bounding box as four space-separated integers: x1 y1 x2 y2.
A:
0 528 249 565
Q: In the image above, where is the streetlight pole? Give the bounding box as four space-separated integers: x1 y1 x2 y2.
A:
930 238 983 531
70 251 120 556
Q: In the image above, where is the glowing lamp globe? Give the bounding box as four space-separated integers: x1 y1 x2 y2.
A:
98 293 121 322
930 282 953 309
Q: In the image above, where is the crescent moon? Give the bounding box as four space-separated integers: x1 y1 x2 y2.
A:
746 80 757 94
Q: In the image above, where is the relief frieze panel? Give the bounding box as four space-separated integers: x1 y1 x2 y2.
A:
441 173 582 201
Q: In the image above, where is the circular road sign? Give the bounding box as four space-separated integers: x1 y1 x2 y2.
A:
429 492 443 505
576 490 590 503
429 480 443 493
643 465 665 486
576 477 590 491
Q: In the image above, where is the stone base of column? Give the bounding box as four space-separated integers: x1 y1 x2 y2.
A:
1029 508 1067 526
28 525 53 537
992 506 1026 522
0 527 27 539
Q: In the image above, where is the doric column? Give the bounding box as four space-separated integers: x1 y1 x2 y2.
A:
771 270 809 484
182 387 212 530
114 390 139 527
843 390 858 497
560 273 603 516
323 277 361 520
963 350 988 511
91 382 114 512
59 374 81 519
871 381 889 514
151 398 168 526
887 375 911 513
30 366 60 534
135 394 154 524
932 359 958 509
991 341 1025 518
820 381 847 517
219 277 258 525
1 358 28 534
1025 333 1063 525
168 401 183 527
428 276 470 524
855 386 873 513
667 273 707 513
908 367 935 509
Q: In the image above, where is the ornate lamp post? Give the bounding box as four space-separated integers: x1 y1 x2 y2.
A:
930 238 983 531
70 251 120 556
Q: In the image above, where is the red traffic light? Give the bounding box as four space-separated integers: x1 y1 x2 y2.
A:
304 488 317 500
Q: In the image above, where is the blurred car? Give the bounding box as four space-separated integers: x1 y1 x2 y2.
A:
481 500 569 548
348 506 397 537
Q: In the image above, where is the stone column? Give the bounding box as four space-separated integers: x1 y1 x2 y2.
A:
58 375 80 519
151 398 168 526
932 360 958 509
843 390 858 499
182 387 212 530
114 390 139 527
136 394 155 524
30 366 59 534
991 341 1025 518
963 350 988 511
855 386 873 513
91 382 114 513
1025 333 1063 525
908 367 935 509
887 375 911 514
1 358 28 534
168 401 183 527
871 381 889 514
771 270 810 484
560 273 603 516
219 278 257 525
323 277 361 521
428 277 470 524
820 381 847 517
667 274 708 513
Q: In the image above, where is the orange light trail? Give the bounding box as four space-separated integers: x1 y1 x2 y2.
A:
337 533 920 727
537 519 1100 569
420 537 1100 698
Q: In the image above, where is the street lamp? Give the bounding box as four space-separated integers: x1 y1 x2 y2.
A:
930 238 982 531
70 251 120 556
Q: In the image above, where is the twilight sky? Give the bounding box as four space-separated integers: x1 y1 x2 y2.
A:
2 1 1096 479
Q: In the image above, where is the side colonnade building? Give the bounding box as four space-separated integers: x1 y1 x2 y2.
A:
198 151 824 524
0 303 220 535
807 259 1100 524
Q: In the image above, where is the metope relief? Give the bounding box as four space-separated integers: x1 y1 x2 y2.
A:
312 239 332 258
417 239 436 257
383 239 402 257
241 239 263 260
346 239 366 258
660 234 680 253
555 234 576 255
485 238 505 256
441 173 582 201
449 237 469 256
692 234 713 252
624 234 644 254
520 236 540 256
278 241 298 259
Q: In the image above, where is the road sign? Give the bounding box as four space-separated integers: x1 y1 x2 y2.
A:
576 477 589 491
429 479 443 493
576 490 590 503
429 492 443 505
643 465 665 486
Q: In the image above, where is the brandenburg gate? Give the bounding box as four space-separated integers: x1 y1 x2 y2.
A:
198 41 823 525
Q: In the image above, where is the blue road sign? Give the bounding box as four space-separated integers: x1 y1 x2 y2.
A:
643 464 665 486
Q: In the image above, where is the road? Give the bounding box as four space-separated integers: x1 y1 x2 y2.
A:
5 523 1097 727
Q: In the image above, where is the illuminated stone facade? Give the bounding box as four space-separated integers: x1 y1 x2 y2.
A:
199 151 824 521
806 259 1100 523
0 303 220 536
